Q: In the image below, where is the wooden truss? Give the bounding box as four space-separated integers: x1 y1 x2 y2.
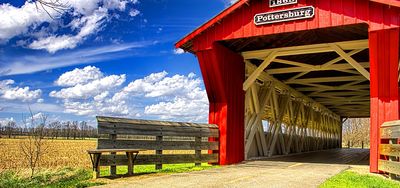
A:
245 63 342 158
242 40 369 158
242 39 370 118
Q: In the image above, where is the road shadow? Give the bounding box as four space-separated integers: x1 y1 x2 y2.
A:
248 148 370 166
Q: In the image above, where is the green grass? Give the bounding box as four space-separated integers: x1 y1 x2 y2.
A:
0 164 218 188
100 163 218 177
0 168 103 188
320 171 400 188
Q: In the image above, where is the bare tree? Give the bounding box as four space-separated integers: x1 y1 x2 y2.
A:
19 112 48 177
343 118 370 148
31 0 70 19
6 120 17 138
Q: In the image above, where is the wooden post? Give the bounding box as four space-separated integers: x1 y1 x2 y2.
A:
348 141 351 149
195 137 201 166
156 136 163 170
388 138 398 179
127 152 133 176
369 28 400 173
110 134 117 177
93 154 100 179
196 42 245 165
362 141 364 149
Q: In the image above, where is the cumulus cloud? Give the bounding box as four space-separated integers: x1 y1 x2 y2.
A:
50 74 126 99
55 66 103 86
0 79 42 102
0 0 140 53
0 2 52 42
113 71 208 122
50 66 129 116
50 66 209 122
173 48 185 55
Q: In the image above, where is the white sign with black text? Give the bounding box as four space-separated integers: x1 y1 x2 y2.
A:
269 0 298 7
254 6 315 26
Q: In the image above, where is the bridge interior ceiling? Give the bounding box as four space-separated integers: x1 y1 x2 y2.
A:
223 24 372 118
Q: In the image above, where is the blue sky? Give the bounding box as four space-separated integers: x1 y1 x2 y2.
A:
0 0 237 126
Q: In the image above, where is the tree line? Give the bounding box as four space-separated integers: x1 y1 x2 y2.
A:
342 118 370 148
0 119 98 139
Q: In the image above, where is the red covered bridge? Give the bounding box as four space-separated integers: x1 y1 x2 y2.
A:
176 0 400 173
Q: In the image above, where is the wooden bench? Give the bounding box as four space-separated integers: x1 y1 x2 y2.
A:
88 149 145 178
89 116 219 178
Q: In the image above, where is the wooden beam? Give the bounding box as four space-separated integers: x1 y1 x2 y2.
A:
296 85 370 92
278 49 365 82
329 44 370 80
286 76 366 84
273 59 315 68
242 40 368 60
268 62 370 75
243 52 277 91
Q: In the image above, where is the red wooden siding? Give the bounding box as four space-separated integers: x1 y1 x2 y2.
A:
196 43 245 165
188 0 400 52
369 28 400 173
177 0 400 172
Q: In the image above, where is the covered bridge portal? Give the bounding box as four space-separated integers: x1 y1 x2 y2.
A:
176 0 400 173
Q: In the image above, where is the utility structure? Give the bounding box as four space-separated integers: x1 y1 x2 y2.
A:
176 0 400 173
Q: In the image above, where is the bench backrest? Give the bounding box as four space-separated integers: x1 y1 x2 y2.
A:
96 116 219 166
379 120 400 178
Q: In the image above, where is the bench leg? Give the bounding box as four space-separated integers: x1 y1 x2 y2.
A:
91 154 101 179
110 152 117 177
127 152 133 176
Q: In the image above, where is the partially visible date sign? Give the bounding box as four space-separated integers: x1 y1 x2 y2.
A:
270 0 298 7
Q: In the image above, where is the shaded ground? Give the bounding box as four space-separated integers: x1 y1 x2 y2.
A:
97 149 369 188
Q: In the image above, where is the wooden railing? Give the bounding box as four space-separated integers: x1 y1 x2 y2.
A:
379 120 400 179
96 116 219 176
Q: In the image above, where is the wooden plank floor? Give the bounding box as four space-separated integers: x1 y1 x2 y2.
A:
262 148 370 165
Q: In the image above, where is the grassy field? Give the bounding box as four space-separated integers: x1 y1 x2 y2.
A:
320 171 400 188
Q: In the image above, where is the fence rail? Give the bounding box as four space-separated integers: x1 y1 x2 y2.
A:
379 120 400 179
96 116 219 175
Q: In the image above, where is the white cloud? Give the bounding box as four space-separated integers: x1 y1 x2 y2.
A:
144 91 208 122
50 74 126 99
0 117 15 125
0 79 42 102
28 8 108 53
0 2 53 42
129 9 140 17
173 48 185 55
0 41 153 76
0 0 140 53
55 66 103 86
222 0 238 6
50 66 130 116
113 71 208 122
49 67 209 122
